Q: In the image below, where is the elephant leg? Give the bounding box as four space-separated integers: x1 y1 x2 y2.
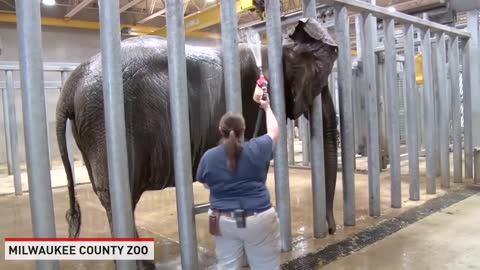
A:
322 88 338 234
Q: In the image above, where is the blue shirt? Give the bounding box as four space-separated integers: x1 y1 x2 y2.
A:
196 134 274 211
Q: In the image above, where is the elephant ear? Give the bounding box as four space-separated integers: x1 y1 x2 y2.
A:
284 18 338 119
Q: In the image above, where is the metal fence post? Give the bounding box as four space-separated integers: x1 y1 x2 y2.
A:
303 0 327 238
300 116 310 166
287 119 295 165
2 87 12 174
421 26 436 194
431 37 441 178
335 3 356 226
475 147 480 184
467 10 480 152
220 0 242 113
165 0 199 267
461 38 473 180
14 1 58 269
5 70 22 196
384 18 401 208
449 36 463 183
435 33 450 188
60 71 76 184
98 1 137 269
362 11 381 217
265 0 292 251
404 24 420 200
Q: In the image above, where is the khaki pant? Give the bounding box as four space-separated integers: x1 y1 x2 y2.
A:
212 207 281 270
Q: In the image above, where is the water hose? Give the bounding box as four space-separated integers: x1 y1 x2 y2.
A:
252 72 268 138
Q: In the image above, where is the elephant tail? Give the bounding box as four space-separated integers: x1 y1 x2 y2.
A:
57 108 81 238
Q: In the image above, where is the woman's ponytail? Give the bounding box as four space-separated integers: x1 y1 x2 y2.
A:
225 130 242 170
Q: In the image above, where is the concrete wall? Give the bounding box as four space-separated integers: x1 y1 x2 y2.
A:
0 23 101 165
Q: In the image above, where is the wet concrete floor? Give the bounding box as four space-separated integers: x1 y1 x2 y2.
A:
321 193 480 270
0 154 468 269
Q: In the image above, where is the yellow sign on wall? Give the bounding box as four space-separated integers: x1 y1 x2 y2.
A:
415 53 424 84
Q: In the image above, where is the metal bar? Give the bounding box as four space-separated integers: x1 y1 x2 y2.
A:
119 0 145 13
334 3 356 226
475 147 480 184
265 0 292 252
137 8 166 24
300 116 310 165
14 1 58 269
376 54 387 171
421 26 436 194
432 38 441 178
193 203 210 215
98 1 137 270
165 0 199 268
303 0 327 239
287 119 295 165
220 0 242 113
384 18 401 208
404 24 420 200
65 0 94 19
0 61 80 71
61 71 76 184
330 0 470 38
5 70 22 195
468 10 480 151
362 11 380 217
435 33 450 189
449 36 462 183
2 87 12 175
462 38 473 180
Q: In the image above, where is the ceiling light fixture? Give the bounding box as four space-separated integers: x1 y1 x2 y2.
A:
387 6 396 12
42 0 56 6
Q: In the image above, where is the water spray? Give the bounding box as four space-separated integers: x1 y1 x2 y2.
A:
243 28 268 137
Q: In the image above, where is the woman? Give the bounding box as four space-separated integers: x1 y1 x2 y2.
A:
196 88 280 269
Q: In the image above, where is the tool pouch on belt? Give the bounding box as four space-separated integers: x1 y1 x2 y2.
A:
209 211 221 236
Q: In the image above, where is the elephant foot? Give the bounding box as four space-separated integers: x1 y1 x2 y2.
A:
327 215 336 235
137 259 155 270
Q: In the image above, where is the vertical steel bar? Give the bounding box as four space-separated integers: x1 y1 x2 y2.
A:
435 33 450 188
265 0 292 251
98 1 137 269
449 36 462 183
303 0 327 238
362 11 380 217
432 38 441 178
287 120 295 165
14 1 58 269
2 87 12 174
300 116 310 165
421 27 436 194
462 39 473 179
376 55 388 171
384 18 401 208
5 70 22 196
166 0 199 267
220 0 242 113
467 10 480 153
404 24 420 200
61 71 76 184
335 3 356 226
475 147 480 184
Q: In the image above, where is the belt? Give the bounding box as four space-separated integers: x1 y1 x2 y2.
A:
212 208 267 218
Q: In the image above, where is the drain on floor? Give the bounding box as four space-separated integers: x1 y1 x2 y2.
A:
281 185 480 270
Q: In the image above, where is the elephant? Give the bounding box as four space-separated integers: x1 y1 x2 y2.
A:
56 18 338 268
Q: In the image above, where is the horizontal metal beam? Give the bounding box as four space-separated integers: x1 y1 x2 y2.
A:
137 8 166 24
119 0 146 13
150 1 243 36
0 61 79 71
0 81 64 89
65 0 95 19
193 203 210 215
329 0 470 38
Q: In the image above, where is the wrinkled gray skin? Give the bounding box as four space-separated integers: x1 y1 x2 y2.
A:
56 19 337 269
